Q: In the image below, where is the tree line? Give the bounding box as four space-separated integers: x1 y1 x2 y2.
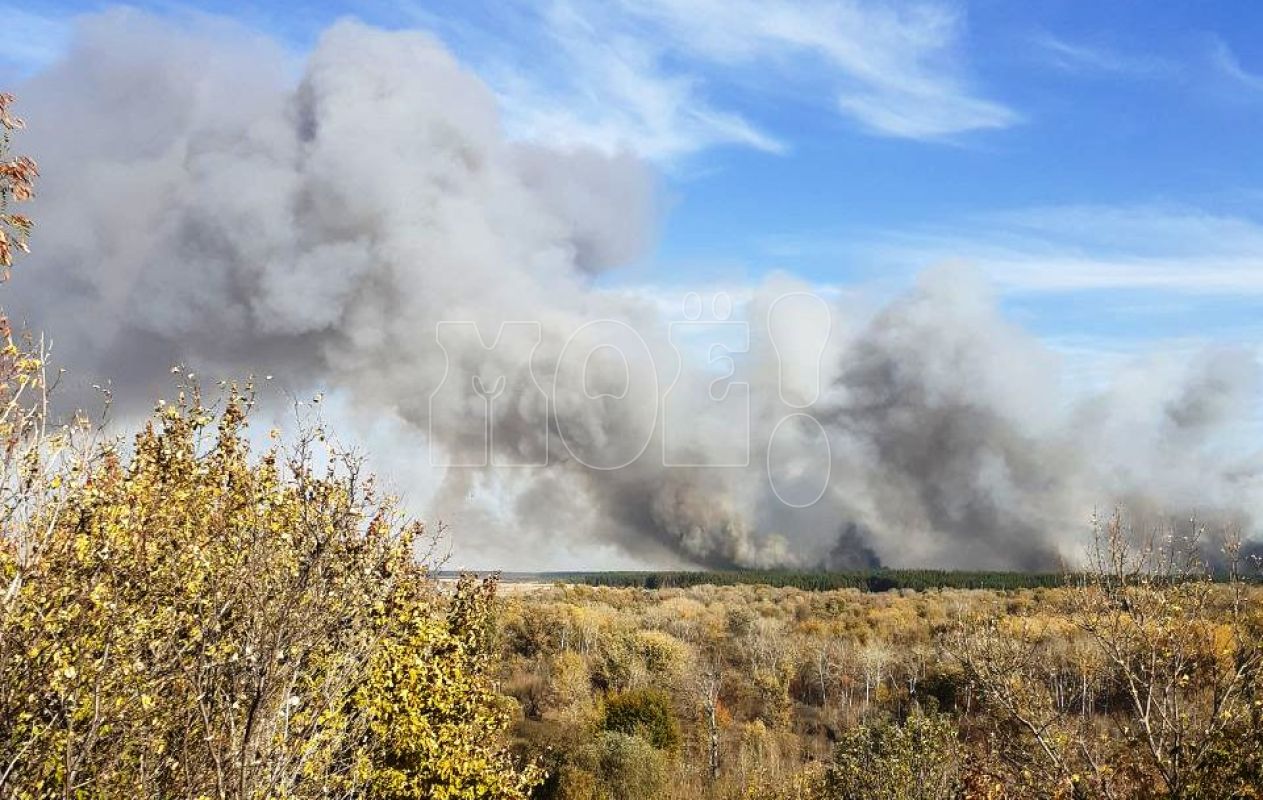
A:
528 569 1076 592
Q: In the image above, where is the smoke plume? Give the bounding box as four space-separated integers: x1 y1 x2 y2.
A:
10 10 1261 570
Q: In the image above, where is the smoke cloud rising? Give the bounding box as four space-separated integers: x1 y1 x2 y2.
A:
11 10 1262 569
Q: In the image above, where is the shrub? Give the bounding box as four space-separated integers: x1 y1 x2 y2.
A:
586 731 666 800
552 763 599 800
602 688 680 752
0 385 543 798
823 712 963 800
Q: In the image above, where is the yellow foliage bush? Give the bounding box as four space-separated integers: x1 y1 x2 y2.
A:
0 384 543 798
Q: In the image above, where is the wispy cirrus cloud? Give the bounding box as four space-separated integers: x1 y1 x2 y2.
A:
1032 33 1173 78
611 0 1019 140
767 204 1263 295
489 2 787 161
390 0 785 162
957 205 1263 293
1210 37 1263 92
419 0 1017 161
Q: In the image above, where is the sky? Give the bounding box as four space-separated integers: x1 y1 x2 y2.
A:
3 1 1263 569
5 1 1263 355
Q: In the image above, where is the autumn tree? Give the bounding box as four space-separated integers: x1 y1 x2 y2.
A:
0 93 36 276
952 511 1263 799
0 385 543 798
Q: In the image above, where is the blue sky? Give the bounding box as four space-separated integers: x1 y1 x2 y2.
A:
5 0 1263 360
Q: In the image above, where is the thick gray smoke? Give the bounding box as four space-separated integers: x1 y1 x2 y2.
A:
10 10 1261 570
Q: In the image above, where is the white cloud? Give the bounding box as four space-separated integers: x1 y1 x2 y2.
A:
836 89 1013 140
965 205 1263 293
428 0 1015 161
617 0 1019 139
1033 34 1172 78
774 204 1263 295
1210 37 1263 92
490 2 786 161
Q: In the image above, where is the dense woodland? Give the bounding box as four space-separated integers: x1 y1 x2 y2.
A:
497 533 1263 799
518 570 1078 592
